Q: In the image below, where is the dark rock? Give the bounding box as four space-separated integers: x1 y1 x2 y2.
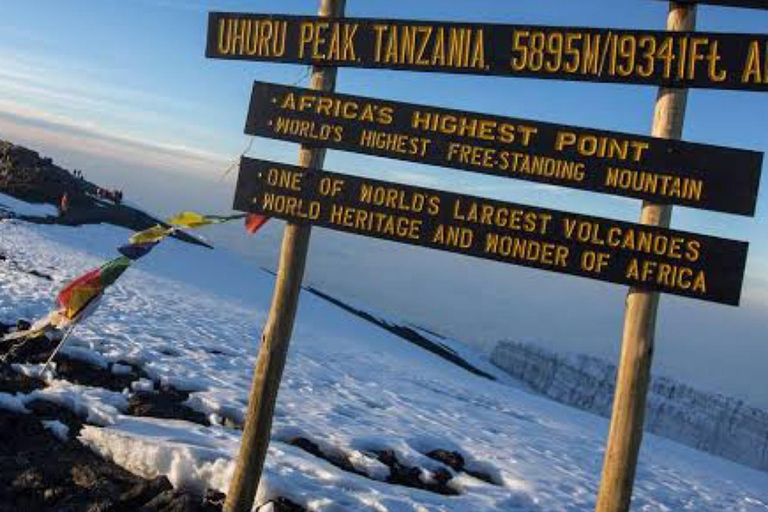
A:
375 449 460 496
288 437 323 458
285 438 462 495
118 476 174 510
0 407 223 511
425 449 500 486
464 468 499 486
0 139 211 249
27 269 53 281
432 467 453 487
287 437 363 477
43 486 67 503
0 364 46 394
26 399 83 437
137 489 178 511
204 489 226 509
426 449 465 472
13 468 45 491
0 141 83 206
137 489 222 512
256 497 308 512
52 355 145 392
0 332 54 364
128 388 209 426
0 409 134 510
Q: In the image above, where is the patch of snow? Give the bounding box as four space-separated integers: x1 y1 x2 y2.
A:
79 416 236 494
11 362 45 377
348 450 389 481
27 379 128 426
0 192 58 217
42 419 70 441
61 345 110 369
131 378 155 393
0 392 30 414
111 363 133 376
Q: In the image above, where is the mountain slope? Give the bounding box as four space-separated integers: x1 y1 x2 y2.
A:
492 340 768 473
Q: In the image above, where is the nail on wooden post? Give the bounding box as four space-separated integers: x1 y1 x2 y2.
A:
223 1 346 511
595 3 696 512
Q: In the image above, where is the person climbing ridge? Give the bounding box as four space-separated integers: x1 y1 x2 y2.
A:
59 192 69 216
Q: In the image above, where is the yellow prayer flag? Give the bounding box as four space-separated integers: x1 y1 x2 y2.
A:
166 211 214 229
129 225 174 245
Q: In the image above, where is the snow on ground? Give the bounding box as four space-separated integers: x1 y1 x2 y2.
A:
0 193 58 217
2 200 768 511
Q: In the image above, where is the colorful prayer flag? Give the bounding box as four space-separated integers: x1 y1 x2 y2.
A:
129 225 174 245
98 256 131 287
167 211 246 229
118 241 159 260
56 256 130 320
245 214 269 234
167 211 214 229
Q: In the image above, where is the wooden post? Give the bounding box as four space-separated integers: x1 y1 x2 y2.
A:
595 3 696 512
223 1 346 511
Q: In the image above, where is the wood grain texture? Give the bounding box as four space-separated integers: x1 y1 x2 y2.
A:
595 3 696 512
222 1 346 511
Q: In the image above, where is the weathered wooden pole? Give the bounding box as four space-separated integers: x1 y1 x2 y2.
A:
223 1 346 511
595 3 696 512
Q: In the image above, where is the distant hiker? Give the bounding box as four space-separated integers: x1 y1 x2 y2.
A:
59 193 69 215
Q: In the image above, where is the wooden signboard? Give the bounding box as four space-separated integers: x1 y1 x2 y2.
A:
213 3 764 511
245 81 763 216
234 157 748 305
207 13 768 91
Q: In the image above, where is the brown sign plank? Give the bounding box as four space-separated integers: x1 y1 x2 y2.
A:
233 157 749 305
245 81 763 216
207 13 768 91
653 0 768 9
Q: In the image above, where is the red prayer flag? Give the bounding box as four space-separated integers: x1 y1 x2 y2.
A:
56 268 102 319
245 214 269 234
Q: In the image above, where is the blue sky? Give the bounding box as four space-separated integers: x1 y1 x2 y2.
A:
1 1 767 405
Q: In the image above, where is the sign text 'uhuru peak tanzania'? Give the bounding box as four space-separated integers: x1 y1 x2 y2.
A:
207 13 768 91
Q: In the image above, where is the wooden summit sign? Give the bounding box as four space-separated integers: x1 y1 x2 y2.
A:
245 81 763 216
213 3 765 512
653 0 768 9
234 157 748 306
207 13 768 91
